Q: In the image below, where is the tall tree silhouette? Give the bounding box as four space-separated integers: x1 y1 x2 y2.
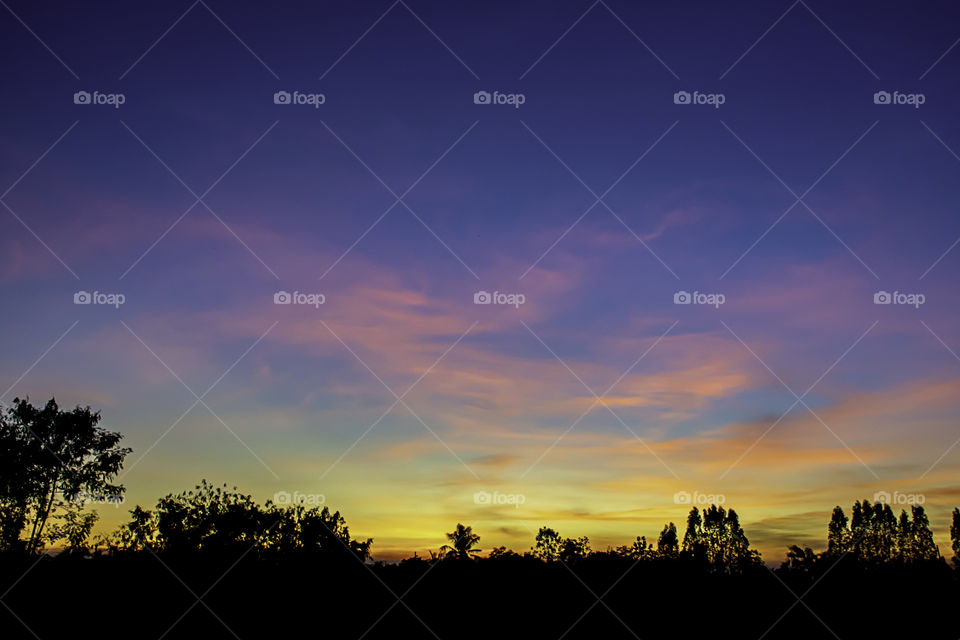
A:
681 506 704 559
850 500 898 560
896 510 911 558
850 500 864 550
0 397 129 553
0 406 32 551
951 507 960 565
827 506 849 555
698 505 757 568
828 500 939 563
657 522 679 557
907 505 938 561
677 505 759 569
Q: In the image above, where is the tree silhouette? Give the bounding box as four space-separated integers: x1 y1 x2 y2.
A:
264 499 371 557
700 505 757 568
108 505 156 552
153 481 271 552
107 480 371 558
558 535 590 562
951 507 960 565
0 407 32 551
850 500 895 560
488 545 521 560
897 509 911 558
614 535 653 560
827 506 849 555
46 500 99 554
907 505 938 561
677 505 759 569
876 502 898 558
782 544 817 573
681 506 705 559
657 522 679 558
816 500 942 565
531 527 592 562
441 523 481 560
0 397 130 553
844 499 940 563
532 526 562 561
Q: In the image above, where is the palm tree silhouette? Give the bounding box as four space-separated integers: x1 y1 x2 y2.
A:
441 523 481 560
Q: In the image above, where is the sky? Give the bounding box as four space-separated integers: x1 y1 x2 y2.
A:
2 0 960 562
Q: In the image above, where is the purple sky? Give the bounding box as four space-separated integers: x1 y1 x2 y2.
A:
2 0 960 561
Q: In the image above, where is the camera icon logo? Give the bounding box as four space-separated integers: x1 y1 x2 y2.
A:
873 490 891 504
473 491 492 505
673 291 691 304
873 91 891 105
274 91 291 105
272 491 292 505
473 91 491 105
73 91 91 105
73 291 91 304
673 91 691 105
274 291 292 304
474 291 492 304
873 291 891 304
673 491 692 504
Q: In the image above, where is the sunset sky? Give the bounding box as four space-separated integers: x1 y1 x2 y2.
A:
2 0 960 562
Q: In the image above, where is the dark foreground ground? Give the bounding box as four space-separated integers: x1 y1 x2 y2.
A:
1 553 957 639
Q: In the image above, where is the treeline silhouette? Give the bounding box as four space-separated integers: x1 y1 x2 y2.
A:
2 397 960 639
